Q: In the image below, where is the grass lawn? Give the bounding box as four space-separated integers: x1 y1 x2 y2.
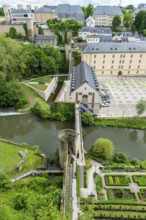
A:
21 83 44 109
30 76 52 83
30 84 47 91
0 141 43 178
94 118 146 130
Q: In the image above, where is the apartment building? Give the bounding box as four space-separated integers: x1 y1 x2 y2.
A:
93 6 123 27
82 42 146 76
35 7 56 23
3 5 34 24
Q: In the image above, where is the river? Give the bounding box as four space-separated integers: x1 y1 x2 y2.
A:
0 114 146 160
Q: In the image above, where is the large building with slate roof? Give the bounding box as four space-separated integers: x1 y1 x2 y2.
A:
35 7 56 23
70 61 101 107
48 4 84 22
82 42 146 76
79 27 112 40
93 6 123 27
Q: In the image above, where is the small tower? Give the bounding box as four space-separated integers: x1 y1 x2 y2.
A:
3 5 11 23
27 18 35 40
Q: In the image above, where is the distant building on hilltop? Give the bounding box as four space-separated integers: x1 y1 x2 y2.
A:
35 7 56 23
93 6 123 27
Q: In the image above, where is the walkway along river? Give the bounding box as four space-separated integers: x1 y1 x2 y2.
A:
0 114 146 160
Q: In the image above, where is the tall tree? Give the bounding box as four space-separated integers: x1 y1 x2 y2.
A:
0 7 4 16
124 13 133 28
8 27 18 39
82 4 94 19
136 99 146 117
134 10 146 34
112 15 121 32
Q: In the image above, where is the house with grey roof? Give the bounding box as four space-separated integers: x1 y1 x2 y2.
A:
86 16 95 27
70 61 101 108
33 35 57 47
93 6 123 27
82 42 146 76
78 26 112 40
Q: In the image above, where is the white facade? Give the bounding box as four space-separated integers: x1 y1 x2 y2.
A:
86 35 100 43
79 27 111 40
86 16 95 27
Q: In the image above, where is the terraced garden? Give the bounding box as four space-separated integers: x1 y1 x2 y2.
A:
105 175 131 186
139 189 146 201
80 202 146 220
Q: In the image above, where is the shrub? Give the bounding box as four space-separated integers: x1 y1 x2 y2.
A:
31 100 51 119
92 138 114 160
113 152 128 163
81 112 94 126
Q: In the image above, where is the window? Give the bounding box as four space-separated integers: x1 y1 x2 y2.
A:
138 65 140 69
139 60 141 63
88 92 92 95
120 54 122 58
128 71 130 74
112 60 114 63
113 55 115 58
137 71 139 74
102 66 104 69
24 14 28 17
131 54 133 58
102 71 104 74
94 60 96 64
111 66 113 69
111 71 113 74
123 54 125 58
122 60 124 63
103 55 106 58
103 60 105 63
129 65 131 69
140 54 142 58
94 55 96 58
79 93 82 95
130 60 132 63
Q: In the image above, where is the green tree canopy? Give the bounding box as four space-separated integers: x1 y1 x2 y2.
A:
112 15 122 32
92 138 114 160
136 99 146 117
81 112 94 126
124 13 133 28
0 7 4 16
113 152 128 163
134 10 146 34
82 4 94 19
8 27 18 39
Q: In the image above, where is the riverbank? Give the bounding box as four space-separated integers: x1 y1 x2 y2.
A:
94 117 146 130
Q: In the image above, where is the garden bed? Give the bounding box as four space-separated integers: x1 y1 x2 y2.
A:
132 175 146 186
138 189 146 201
105 175 131 186
107 189 136 200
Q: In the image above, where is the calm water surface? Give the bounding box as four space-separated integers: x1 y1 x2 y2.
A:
0 114 146 160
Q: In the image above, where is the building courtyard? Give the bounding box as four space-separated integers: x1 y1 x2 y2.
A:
98 76 146 117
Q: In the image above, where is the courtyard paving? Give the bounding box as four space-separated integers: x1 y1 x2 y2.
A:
98 76 146 117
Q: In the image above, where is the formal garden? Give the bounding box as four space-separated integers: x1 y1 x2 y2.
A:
105 175 131 186
133 175 146 186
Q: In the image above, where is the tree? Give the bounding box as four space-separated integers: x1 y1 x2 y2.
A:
136 99 146 117
31 100 51 119
113 152 127 163
124 13 133 28
0 7 4 16
92 138 114 160
81 112 94 126
112 15 122 32
82 4 94 19
134 10 146 34
38 27 44 35
126 5 134 11
8 27 18 39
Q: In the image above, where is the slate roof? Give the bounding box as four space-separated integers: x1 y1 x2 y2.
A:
79 26 112 34
35 7 54 13
34 35 56 40
56 4 84 20
71 61 99 92
83 42 146 53
11 8 32 14
94 6 123 16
